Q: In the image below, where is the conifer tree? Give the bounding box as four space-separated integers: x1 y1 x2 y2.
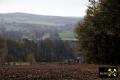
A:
75 0 120 65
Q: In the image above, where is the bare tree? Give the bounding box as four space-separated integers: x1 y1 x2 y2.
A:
26 53 36 65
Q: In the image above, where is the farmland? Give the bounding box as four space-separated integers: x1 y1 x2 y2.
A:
18 20 61 26
0 64 119 80
59 32 77 41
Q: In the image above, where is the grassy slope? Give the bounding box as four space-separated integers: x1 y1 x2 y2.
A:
59 32 77 41
18 20 61 26
42 33 51 40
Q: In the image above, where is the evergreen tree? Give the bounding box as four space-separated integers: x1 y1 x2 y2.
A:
75 0 120 65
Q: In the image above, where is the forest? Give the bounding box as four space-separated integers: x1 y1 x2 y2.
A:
75 0 120 65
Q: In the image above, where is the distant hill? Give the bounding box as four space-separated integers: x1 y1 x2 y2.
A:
0 12 81 25
0 12 82 40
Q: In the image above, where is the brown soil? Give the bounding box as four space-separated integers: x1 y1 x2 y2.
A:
0 64 119 80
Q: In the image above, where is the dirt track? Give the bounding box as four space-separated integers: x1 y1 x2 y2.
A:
0 64 119 80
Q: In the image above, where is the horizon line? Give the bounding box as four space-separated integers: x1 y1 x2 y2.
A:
0 12 84 18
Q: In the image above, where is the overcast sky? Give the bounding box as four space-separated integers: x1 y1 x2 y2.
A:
0 0 89 17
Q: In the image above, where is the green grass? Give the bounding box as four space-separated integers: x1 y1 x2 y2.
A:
18 20 61 26
42 33 51 40
59 32 77 41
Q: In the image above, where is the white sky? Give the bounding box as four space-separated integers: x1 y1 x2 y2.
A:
0 0 89 17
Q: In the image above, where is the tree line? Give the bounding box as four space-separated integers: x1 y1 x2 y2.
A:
75 0 120 65
0 37 76 65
